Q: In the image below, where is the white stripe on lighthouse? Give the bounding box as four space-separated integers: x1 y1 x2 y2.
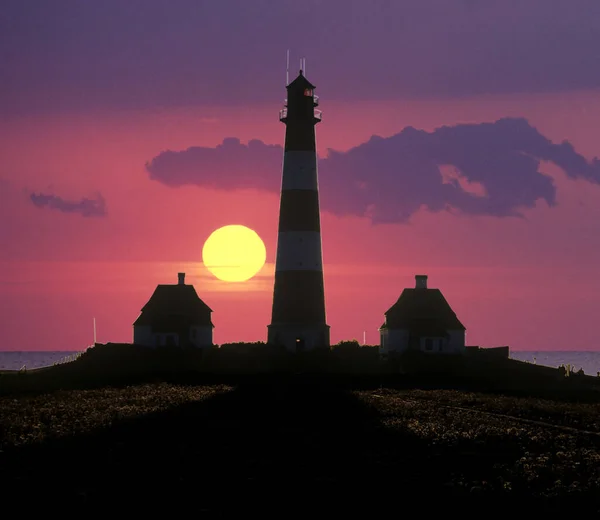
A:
281 151 318 191
275 231 323 271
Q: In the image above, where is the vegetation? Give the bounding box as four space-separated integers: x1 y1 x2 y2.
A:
358 388 600 498
1 381 600 511
0 383 230 447
389 388 600 432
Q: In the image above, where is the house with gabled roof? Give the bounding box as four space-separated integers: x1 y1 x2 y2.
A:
379 274 466 356
133 272 214 348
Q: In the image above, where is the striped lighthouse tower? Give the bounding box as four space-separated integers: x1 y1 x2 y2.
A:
267 66 330 352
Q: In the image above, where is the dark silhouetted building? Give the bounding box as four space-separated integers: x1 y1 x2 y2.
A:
133 272 213 347
379 275 466 355
267 68 330 351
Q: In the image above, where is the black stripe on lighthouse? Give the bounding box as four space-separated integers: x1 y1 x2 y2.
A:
271 271 326 324
277 191 321 232
284 123 317 151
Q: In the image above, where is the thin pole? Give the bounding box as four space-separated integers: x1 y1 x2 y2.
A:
363 331 366 345
93 317 97 344
286 49 289 85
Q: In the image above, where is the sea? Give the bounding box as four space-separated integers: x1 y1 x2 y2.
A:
1 350 600 376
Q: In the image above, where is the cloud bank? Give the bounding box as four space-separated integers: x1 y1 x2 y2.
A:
146 118 600 223
30 192 107 218
146 138 282 192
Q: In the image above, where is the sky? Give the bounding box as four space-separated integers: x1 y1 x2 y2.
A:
2 0 600 351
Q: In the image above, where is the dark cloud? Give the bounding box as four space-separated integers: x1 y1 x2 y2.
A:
145 117 600 223
146 138 282 191
30 192 107 217
2 0 600 115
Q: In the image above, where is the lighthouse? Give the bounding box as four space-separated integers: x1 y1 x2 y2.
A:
267 67 330 352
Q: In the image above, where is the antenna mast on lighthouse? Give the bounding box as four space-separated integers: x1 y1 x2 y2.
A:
286 49 290 86
299 57 306 75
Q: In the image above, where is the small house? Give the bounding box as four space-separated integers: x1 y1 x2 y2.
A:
379 274 466 356
133 272 214 348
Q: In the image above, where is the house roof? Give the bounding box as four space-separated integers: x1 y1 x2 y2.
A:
133 284 213 328
381 288 465 332
398 318 451 338
378 320 450 338
146 313 214 332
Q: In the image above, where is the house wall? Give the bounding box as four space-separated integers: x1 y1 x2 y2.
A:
420 336 446 353
133 328 180 348
133 325 153 347
380 328 466 354
421 336 460 353
380 329 409 354
134 323 213 348
448 329 466 353
189 326 213 348
379 329 389 354
146 333 179 347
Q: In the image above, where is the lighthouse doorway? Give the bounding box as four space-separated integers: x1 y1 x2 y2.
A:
295 337 305 353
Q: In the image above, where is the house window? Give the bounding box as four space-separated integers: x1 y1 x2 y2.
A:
425 338 433 351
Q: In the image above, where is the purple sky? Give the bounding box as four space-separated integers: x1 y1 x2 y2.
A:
3 0 600 116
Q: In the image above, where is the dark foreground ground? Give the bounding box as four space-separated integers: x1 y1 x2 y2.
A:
1 379 600 515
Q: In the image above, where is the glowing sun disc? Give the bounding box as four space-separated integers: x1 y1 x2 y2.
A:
202 225 267 282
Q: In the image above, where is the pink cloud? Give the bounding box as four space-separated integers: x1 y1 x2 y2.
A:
146 118 600 222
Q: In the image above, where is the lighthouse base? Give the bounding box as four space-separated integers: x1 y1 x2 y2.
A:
267 323 330 352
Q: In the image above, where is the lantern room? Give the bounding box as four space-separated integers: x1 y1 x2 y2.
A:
279 70 322 124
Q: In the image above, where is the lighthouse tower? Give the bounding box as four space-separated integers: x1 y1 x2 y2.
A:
267 67 330 352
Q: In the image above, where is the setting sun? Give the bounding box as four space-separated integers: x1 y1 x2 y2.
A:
202 225 267 282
